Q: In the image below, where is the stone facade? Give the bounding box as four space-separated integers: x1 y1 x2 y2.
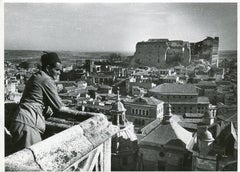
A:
148 83 198 114
124 96 164 128
190 37 219 67
148 83 210 115
131 37 219 68
132 39 191 68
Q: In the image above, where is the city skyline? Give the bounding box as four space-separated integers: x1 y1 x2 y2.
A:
4 3 237 52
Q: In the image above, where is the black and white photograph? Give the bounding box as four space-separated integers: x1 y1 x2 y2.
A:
2 1 238 171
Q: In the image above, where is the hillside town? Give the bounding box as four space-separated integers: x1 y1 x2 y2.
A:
5 37 237 171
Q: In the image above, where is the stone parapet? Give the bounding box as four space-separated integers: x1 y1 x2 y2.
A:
5 112 119 171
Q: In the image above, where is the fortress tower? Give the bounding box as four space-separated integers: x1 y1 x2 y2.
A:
131 37 219 68
190 37 219 67
131 39 191 68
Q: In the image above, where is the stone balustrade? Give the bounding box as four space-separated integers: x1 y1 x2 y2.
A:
5 103 119 171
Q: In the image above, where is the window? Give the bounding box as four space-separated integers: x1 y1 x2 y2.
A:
146 110 149 116
135 109 138 114
143 110 145 115
132 109 134 114
139 110 142 115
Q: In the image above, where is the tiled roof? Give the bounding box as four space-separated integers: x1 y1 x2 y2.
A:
217 112 237 123
98 84 112 89
87 85 97 91
125 96 164 106
140 118 162 135
196 80 216 87
139 117 193 149
149 83 197 95
144 96 164 105
184 113 204 118
162 75 178 79
197 96 210 104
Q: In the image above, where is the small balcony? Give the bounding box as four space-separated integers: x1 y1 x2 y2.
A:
5 102 119 171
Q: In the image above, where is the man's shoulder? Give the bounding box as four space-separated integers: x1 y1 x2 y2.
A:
33 70 53 84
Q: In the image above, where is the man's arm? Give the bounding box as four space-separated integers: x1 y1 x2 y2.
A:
42 78 91 120
56 107 91 121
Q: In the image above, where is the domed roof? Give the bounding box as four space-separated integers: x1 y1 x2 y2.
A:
111 90 126 112
112 101 126 112
166 103 172 108
199 129 215 142
203 110 214 118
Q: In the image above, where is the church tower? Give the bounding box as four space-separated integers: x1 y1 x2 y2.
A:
111 89 139 171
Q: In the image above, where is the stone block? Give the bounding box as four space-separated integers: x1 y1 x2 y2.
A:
84 124 119 147
79 113 109 134
29 125 93 170
5 148 40 171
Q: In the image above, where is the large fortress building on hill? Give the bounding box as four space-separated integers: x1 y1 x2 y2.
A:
131 37 219 68
190 37 219 67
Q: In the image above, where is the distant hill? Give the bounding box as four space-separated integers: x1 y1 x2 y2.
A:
218 50 237 62
4 50 133 65
4 49 236 65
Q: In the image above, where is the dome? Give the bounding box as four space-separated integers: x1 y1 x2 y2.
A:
166 103 172 108
111 89 126 112
203 110 214 119
112 101 126 112
199 129 215 142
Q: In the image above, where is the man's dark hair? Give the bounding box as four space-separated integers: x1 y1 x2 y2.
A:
41 52 61 69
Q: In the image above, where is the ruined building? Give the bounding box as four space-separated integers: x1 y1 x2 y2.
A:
131 37 219 68
191 37 219 67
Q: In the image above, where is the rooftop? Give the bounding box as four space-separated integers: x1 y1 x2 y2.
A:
125 96 164 106
184 113 204 118
197 96 210 104
195 80 217 87
149 83 198 95
139 117 193 149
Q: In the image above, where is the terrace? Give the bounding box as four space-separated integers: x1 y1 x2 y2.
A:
5 102 119 171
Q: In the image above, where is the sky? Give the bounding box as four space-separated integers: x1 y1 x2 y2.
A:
4 3 238 52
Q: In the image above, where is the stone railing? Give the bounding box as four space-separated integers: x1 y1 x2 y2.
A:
5 103 119 171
